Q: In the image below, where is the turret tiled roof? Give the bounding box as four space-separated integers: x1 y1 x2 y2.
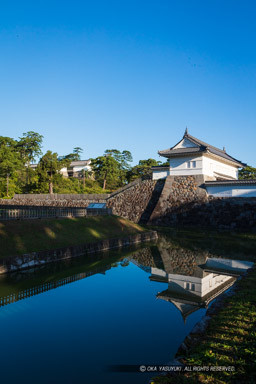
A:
158 131 246 167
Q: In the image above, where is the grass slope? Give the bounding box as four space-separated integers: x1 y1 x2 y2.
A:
0 216 146 258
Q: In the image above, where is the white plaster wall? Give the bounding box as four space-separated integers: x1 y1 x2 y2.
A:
152 169 169 180
60 165 92 176
206 185 256 197
173 138 198 149
151 267 167 277
205 258 253 273
168 273 232 297
168 273 204 296
73 165 92 173
202 155 238 180
168 156 203 176
153 154 239 180
200 274 232 296
60 167 68 176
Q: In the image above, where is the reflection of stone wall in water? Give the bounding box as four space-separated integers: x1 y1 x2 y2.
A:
131 236 210 277
131 247 165 270
157 236 208 277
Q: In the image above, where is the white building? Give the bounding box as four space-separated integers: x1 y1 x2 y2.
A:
60 160 92 178
30 160 92 179
152 129 245 181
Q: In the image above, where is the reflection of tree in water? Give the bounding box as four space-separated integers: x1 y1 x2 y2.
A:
120 259 130 267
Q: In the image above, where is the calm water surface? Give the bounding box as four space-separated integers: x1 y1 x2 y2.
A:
0 235 253 384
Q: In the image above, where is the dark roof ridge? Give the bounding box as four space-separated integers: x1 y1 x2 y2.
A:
184 132 226 153
206 149 246 167
158 131 245 167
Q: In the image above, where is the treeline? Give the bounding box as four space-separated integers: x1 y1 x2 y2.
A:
0 132 167 197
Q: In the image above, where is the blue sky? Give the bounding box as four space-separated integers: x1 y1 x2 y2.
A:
0 0 255 165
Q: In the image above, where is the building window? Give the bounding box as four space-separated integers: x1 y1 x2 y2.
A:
187 161 196 169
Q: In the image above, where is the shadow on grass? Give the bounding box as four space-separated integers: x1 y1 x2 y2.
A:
0 216 145 258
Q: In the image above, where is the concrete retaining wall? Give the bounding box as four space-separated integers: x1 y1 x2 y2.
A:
0 231 158 274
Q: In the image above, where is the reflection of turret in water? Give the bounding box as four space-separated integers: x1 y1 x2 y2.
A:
130 235 254 322
154 256 253 322
157 272 236 322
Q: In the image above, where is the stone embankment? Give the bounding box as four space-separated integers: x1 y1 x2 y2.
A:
107 179 165 223
1 176 256 231
147 176 256 231
0 193 109 208
0 231 158 274
148 175 207 223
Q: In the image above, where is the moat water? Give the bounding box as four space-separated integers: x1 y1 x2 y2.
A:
0 233 253 384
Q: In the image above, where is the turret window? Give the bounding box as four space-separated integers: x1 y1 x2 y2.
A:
187 161 196 168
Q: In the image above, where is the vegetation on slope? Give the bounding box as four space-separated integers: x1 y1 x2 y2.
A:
0 216 146 258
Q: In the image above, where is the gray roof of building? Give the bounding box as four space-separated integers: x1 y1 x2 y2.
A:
151 166 170 170
29 159 91 168
158 131 246 167
70 160 91 166
205 179 256 186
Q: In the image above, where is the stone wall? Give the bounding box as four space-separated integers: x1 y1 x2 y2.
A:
106 179 165 223
2 177 256 231
171 196 256 231
0 194 108 208
149 175 207 223
148 176 256 231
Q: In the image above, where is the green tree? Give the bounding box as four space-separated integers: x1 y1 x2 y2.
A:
0 136 22 197
73 147 83 160
58 147 84 163
127 158 165 181
37 151 70 194
104 149 133 185
91 153 120 190
17 131 43 188
18 131 43 162
92 149 133 190
239 166 256 180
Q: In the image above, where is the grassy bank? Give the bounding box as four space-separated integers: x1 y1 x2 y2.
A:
153 268 256 384
0 216 146 259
